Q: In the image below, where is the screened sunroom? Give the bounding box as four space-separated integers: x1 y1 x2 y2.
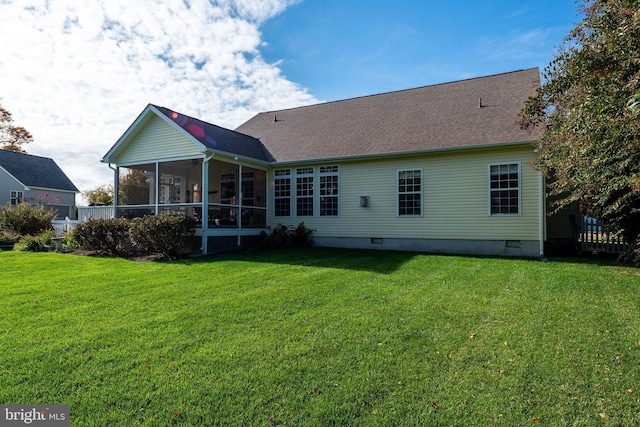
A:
103 105 272 254
114 157 267 253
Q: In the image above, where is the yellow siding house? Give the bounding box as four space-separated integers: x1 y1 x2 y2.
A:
103 68 554 257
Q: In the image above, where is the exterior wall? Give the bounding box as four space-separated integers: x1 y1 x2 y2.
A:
24 189 77 219
113 115 202 164
0 169 25 206
267 145 543 257
0 171 76 219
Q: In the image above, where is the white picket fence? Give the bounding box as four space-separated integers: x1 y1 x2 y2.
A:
51 218 81 237
78 206 114 222
51 206 115 236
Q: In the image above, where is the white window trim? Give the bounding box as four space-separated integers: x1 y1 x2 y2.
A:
295 167 315 217
319 165 340 217
397 168 423 217
488 162 522 216
274 169 292 217
10 190 24 206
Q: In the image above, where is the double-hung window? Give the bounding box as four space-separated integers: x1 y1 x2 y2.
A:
296 167 314 216
10 190 23 206
489 163 520 215
319 166 339 216
274 169 291 217
398 169 422 216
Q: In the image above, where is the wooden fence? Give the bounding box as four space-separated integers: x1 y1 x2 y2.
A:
579 216 628 254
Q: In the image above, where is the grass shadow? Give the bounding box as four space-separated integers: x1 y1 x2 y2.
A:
176 247 420 274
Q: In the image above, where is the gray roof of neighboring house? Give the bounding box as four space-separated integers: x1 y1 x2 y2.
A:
153 106 275 162
234 68 543 162
0 149 79 192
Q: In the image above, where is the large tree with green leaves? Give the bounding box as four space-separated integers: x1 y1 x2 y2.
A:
520 0 640 254
0 103 33 153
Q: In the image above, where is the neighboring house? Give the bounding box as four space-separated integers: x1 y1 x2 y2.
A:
0 150 79 219
103 68 560 257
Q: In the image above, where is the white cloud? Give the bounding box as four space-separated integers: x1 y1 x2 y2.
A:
0 0 315 200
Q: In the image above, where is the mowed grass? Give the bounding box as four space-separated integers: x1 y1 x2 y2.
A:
0 249 639 426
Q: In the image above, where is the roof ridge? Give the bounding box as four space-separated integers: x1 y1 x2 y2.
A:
0 149 54 160
255 67 540 115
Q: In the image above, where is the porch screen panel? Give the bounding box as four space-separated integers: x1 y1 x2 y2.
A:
118 164 155 206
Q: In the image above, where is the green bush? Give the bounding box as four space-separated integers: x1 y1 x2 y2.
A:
13 231 54 252
0 228 21 242
129 214 196 258
0 203 55 235
618 238 640 267
258 222 314 250
71 218 131 255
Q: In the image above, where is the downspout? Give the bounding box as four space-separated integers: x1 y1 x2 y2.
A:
539 170 545 259
108 163 118 219
535 142 546 260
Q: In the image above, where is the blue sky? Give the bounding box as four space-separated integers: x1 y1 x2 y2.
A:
0 0 581 197
260 0 579 101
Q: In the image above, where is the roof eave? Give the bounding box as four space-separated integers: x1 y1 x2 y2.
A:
25 185 79 194
270 139 538 166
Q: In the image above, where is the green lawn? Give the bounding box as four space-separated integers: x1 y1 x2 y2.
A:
0 248 639 426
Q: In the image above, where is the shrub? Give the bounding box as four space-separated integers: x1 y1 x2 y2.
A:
71 218 131 255
0 202 55 235
13 231 54 252
0 228 21 242
258 222 314 250
618 238 640 267
129 214 196 258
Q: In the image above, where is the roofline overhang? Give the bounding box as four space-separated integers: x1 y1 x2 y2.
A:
25 186 79 194
269 139 539 166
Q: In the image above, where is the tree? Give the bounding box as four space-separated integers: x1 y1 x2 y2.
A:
520 0 640 256
0 104 33 153
83 184 114 206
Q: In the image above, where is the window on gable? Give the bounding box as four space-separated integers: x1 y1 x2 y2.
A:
296 167 314 216
274 169 291 217
489 163 520 215
319 166 339 216
10 190 23 206
398 169 422 216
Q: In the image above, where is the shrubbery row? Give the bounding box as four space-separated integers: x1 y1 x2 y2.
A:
257 222 314 250
72 215 196 258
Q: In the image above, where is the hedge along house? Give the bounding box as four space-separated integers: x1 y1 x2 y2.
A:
102 68 550 257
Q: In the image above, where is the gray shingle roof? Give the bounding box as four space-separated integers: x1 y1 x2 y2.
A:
153 106 275 162
0 149 79 192
234 68 543 162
